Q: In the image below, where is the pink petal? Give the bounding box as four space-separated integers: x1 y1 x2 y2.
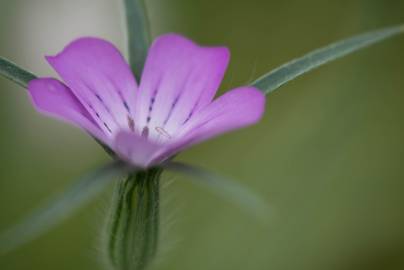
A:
151 87 265 163
135 33 230 140
28 78 108 143
46 37 138 135
114 131 162 168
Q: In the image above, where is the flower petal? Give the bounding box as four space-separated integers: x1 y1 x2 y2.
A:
135 33 230 140
113 131 162 168
151 87 265 163
28 78 108 143
46 37 138 135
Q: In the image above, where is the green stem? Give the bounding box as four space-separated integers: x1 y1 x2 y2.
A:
105 168 161 270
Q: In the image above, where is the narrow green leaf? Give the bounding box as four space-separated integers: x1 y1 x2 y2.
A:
123 0 151 81
0 57 37 88
252 25 404 94
0 161 128 254
104 168 161 270
164 162 270 220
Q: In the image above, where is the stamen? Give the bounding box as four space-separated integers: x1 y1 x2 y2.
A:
155 127 171 139
127 115 135 132
141 127 149 139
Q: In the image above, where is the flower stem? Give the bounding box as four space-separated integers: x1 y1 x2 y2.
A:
105 168 161 270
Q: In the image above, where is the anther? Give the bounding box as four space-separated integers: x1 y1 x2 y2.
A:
155 127 171 139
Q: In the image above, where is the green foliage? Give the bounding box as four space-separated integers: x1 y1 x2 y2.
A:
0 57 36 88
0 161 127 254
165 162 270 220
123 0 151 81
252 25 404 94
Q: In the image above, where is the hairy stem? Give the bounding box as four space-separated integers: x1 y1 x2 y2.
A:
105 168 162 270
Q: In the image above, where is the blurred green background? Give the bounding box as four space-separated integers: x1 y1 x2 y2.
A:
1 0 404 269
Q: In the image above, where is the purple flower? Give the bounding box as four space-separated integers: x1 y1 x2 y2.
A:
28 34 265 168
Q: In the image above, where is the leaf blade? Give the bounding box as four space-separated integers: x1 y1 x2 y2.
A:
252 25 404 94
123 0 151 81
0 161 128 254
164 162 271 220
0 57 37 88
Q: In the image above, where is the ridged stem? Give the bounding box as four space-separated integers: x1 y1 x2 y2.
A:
105 168 161 270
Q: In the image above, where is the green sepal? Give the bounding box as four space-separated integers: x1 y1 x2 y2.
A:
0 57 36 88
123 0 151 81
252 25 404 95
0 161 127 254
105 168 161 270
